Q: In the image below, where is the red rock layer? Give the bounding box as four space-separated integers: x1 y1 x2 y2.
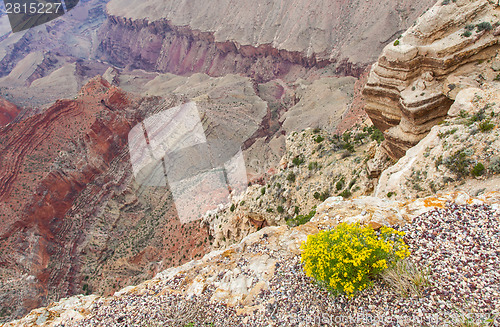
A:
0 97 20 126
98 16 366 83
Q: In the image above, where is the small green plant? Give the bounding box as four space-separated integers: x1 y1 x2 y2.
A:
314 135 325 143
387 191 396 198
287 207 317 227
277 205 284 213
494 74 500 82
465 24 475 31
230 203 236 212
343 142 355 152
394 40 400 46
471 162 485 176
476 22 492 32
444 149 474 177
287 172 296 183
339 189 352 198
308 162 319 170
478 121 495 132
370 128 385 143
336 177 345 191
261 187 266 195
462 30 472 37
301 223 410 297
292 155 305 166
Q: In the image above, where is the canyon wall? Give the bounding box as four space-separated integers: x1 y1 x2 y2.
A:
364 0 500 159
98 0 436 81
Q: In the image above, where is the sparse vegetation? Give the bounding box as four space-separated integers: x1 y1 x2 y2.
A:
381 260 431 297
478 121 495 132
443 149 474 178
292 155 305 166
476 22 492 32
471 163 485 177
287 207 317 227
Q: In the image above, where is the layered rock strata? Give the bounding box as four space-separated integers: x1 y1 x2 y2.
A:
364 0 500 159
99 0 436 81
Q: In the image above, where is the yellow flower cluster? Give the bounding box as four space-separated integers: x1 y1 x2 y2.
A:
300 222 410 297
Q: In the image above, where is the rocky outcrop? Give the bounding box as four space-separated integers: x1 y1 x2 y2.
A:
375 85 500 200
98 0 436 81
363 0 500 159
0 97 19 125
4 191 499 326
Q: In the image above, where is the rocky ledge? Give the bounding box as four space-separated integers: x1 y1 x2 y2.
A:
3 192 499 327
364 0 500 159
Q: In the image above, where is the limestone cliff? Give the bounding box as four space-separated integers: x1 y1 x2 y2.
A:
364 0 500 159
98 0 435 81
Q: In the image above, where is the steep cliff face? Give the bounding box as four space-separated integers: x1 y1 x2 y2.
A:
98 0 436 81
364 0 500 159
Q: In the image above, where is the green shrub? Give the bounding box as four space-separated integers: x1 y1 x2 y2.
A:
288 207 317 227
471 162 485 176
465 24 475 31
462 30 472 37
479 121 495 132
300 223 410 297
287 172 296 183
387 192 396 198
476 22 492 32
277 205 284 213
340 189 352 198
308 162 319 170
370 128 385 143
336 177 345 191
343 142 355 153
314 135 325 143
261 187 266 195
393 40 400 46
313 191 321 200
494 74 500 82
443 149 474 177
292 155 305 166
266 208 273 213
230 203 235 212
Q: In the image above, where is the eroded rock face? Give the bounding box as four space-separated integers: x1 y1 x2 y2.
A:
363 0 500 159
98 0 435 81
0 78 212 322
0 97 19 125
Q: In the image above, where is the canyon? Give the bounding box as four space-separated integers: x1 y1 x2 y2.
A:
4 0 497 324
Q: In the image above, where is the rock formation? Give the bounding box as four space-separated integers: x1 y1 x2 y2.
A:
0 97 19 125
364 0 500 159
98 0 435 81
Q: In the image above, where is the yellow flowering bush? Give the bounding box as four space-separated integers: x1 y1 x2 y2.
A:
300 222 410 297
